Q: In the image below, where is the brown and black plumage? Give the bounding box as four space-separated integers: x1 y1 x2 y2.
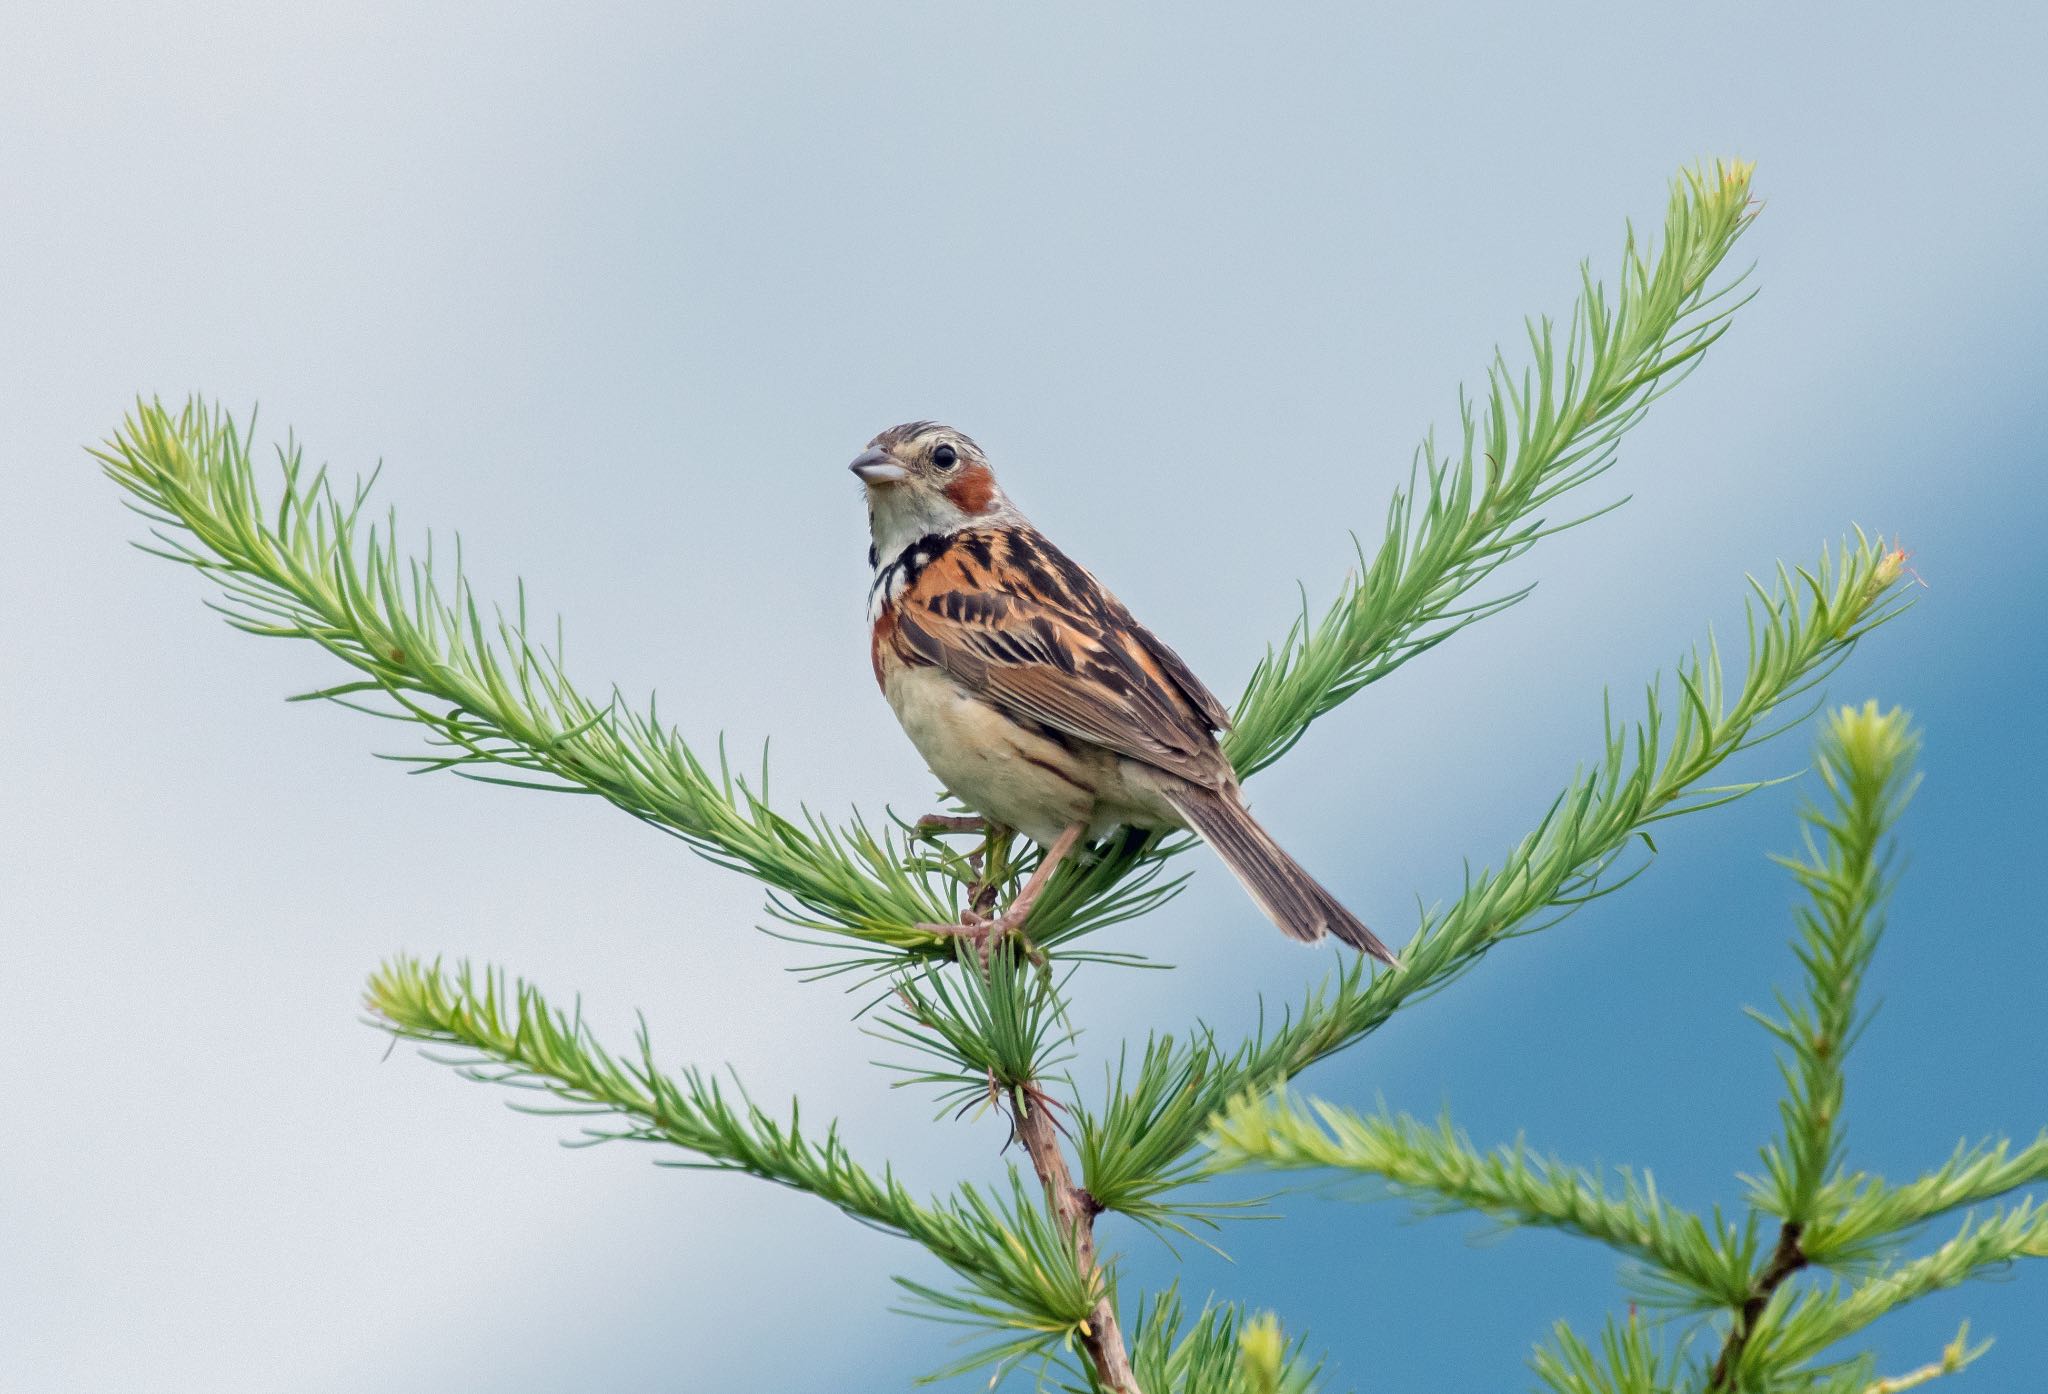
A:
853 422 1394 965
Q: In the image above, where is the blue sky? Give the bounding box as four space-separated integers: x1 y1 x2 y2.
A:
3 3 2044 1391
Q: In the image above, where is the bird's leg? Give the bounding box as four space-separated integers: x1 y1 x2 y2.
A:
911 813 998 905
918 822 1084 965
969 825 1015 918
912 814 1011 916
991 822 1082 934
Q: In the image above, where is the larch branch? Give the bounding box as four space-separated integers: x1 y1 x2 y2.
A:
1012 1082 1139 1394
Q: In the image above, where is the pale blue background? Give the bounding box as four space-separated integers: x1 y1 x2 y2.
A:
3 3 2044 1391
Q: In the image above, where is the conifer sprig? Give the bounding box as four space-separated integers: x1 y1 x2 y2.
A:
364 956 1103 1355
93 401 970 948
1226 161 1757 777
1252 535 1910 1079
1804 1133 2048 1263
1750 701 1920 1237
1207 1101 1756 1306
874 947 1077 1120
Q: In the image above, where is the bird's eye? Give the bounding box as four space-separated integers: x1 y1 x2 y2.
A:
931 444 959 470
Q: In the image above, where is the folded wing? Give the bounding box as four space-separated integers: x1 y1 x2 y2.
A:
890 528 1234 790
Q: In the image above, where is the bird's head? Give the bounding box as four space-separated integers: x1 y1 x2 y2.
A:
849 422 1015 559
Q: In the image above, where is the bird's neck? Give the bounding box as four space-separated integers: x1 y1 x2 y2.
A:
865 489 1022 569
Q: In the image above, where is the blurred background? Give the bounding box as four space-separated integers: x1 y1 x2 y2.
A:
3 2 2044 1390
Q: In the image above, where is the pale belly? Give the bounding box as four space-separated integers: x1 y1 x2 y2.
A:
883 665 1181 844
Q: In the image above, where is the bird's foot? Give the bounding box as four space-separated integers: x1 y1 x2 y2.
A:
916 906 1047 970
915 820 1080 970
912 816 1011 916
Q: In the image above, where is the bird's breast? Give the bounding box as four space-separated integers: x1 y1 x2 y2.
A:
880 663 1106 844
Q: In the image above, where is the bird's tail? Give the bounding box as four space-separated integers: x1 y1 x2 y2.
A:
1164 785 1396 966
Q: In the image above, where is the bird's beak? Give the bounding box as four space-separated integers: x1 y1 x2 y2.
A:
849 448 909 485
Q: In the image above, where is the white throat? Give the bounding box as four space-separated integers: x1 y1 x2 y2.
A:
864 486 1021 565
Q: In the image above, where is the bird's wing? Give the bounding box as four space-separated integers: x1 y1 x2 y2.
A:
1101 589 1236 734
887 527 1232 789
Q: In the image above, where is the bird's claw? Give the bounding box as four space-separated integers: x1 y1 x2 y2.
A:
916 910 1046 970
914 820 1073 970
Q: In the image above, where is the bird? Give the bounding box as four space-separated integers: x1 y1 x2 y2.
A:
851 421 1395 966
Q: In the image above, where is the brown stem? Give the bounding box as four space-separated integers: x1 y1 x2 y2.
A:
1708 1221 1807 1391
1012 1083 1141 1394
